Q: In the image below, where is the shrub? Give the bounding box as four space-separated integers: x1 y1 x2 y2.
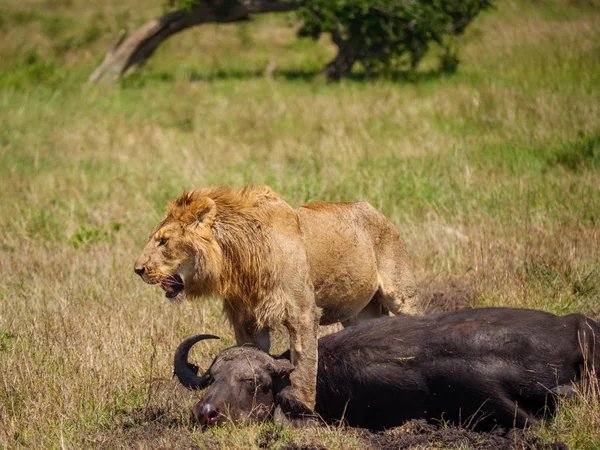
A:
165 0 493 79
297 0 494 79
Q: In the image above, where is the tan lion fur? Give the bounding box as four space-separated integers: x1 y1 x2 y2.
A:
135 185 418 409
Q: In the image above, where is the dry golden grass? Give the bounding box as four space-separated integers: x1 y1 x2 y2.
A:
0 0 599 448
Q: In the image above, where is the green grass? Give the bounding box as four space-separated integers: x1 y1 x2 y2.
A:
0 0 599 448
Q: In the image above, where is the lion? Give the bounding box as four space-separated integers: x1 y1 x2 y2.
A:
134 186 418 409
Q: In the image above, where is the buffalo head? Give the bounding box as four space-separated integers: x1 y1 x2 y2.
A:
174 334 313 426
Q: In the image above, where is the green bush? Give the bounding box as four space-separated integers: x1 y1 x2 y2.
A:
297 0 493 78
166 0 493 79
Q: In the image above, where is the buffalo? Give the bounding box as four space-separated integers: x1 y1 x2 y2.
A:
174 307 599 430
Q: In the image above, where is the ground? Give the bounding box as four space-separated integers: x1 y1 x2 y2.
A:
0 0 599 448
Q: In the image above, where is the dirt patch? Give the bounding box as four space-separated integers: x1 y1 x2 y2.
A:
258 427 326 450
80 378 202 450
281 444 328 450
82 407 199 450
366 420 567 450
83 411 568 450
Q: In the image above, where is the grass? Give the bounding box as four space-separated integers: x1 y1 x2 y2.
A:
0 0 599 448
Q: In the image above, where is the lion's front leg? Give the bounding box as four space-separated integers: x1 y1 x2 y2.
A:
284 298 320 410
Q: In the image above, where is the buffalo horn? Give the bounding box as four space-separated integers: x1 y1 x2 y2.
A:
173 334 220 390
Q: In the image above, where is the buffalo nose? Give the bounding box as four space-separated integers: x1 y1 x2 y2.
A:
134 266 145 276
202 403 220 426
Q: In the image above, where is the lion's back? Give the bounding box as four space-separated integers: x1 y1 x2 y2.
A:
296 201 409 320
298 200 398 246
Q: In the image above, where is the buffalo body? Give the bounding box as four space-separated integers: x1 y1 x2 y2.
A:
175 308 600 430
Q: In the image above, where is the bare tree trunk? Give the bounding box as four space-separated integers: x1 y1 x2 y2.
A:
319 33 359 81
89 1 299 82
319 47 358 81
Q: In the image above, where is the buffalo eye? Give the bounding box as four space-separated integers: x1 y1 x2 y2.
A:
157 237 167 247
241 378 270 392
241 378 257 390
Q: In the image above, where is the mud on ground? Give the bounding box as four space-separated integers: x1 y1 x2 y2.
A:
84 404 567 450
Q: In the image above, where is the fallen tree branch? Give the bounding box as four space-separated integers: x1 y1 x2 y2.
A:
89 0 299 82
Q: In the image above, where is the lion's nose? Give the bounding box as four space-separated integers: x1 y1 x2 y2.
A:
134 266 145 277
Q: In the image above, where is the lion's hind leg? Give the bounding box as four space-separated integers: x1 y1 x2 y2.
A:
375 273 421 316
341 299 389 327
341 254 420 327
356 204 419 316
373 239 420 316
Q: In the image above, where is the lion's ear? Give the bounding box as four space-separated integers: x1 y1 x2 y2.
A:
188 197 217 228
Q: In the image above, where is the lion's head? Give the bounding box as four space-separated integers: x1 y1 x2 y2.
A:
134 190 224 300
134 186 277 303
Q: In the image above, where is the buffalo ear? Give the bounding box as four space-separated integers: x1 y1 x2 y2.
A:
552 384 576 399
267 359 295 378
188 197 217 228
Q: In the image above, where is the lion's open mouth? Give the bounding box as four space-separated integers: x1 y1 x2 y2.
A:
160 275 184 298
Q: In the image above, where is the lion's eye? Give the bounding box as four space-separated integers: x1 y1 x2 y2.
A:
157 237 167 247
